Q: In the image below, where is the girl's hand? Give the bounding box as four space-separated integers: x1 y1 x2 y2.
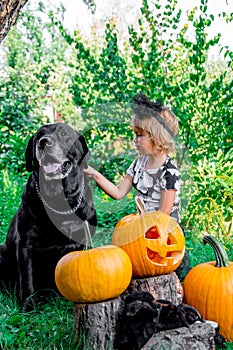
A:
84 167 133 200
84 166 98 179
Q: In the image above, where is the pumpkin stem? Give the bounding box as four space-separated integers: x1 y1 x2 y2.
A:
135 197 146 215
84 220 94 249
203 235 229 268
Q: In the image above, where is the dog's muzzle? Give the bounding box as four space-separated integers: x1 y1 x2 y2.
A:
36 137 73 180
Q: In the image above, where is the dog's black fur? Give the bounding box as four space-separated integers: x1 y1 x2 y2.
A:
0 123 97 310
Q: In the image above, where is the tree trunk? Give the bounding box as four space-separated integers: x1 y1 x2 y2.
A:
0 0 29 43
74 273 184 349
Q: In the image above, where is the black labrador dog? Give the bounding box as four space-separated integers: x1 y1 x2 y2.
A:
0 123 97 310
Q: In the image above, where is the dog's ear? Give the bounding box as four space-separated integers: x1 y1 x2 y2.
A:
78 134 90 169
25 135 35 172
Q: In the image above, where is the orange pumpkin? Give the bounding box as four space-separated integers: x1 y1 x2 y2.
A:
112 210 185 277
55 245 132 303
184 235 233 341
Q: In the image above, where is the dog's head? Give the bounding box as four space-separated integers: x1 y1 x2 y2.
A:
25 123 89 180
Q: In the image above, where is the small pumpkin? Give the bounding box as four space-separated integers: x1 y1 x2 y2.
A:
55 245 132 303
184 235 233 341
112 206 185 277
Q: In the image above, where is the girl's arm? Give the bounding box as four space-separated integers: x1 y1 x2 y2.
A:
84 166 133 200
159 190 176 215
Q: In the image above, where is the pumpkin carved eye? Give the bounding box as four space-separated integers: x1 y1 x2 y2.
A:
112 211 185 277
145 226 160 239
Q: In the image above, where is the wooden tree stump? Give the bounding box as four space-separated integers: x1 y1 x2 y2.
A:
74 273 184 349
74 297 121 349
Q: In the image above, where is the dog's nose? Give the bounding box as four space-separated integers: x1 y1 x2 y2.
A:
39 136 53 148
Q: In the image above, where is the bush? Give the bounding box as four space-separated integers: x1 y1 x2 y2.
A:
0 170 26 243
181 149 233 240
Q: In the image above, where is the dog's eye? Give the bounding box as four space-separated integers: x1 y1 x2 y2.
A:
60 131 67 137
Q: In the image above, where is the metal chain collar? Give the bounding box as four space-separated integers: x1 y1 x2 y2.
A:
35 177 85 215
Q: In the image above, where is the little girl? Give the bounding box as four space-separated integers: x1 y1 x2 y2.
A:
84 93 181 224
84 93 191 280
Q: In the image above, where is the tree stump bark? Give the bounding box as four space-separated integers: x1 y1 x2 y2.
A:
126 272 183 305
74 273 183 349
142 321 216 350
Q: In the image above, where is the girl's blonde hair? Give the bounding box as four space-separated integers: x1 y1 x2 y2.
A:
131 94 178 154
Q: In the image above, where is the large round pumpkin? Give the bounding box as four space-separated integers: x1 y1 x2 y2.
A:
55 245 132 303
112 210 185 277
184 235 233 341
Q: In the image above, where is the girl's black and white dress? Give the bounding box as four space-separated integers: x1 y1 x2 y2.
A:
126 155 181 222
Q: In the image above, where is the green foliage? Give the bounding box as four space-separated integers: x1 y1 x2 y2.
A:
92 188 136 246
0 2 78 173
0 170 26 243
66 0 233 166
70 22 129 107
0 64 41 172
0 126 33 173
182 149 233 239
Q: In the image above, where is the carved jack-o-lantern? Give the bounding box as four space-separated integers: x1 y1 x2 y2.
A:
112 210 185 277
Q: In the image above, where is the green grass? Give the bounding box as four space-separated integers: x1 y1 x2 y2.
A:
0 289 77 349
0 169 232 349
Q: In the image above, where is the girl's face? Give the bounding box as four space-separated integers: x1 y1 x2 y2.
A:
133 127 154 155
